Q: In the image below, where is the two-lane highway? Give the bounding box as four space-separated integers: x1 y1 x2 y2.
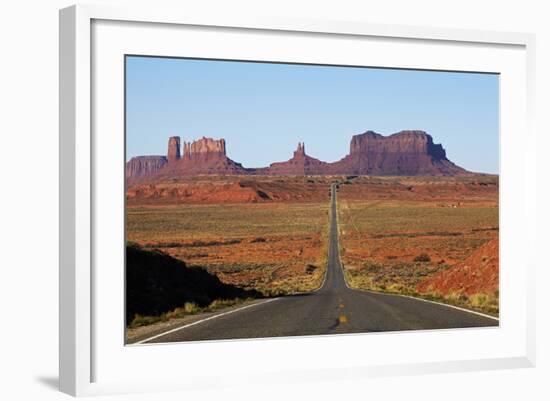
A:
137 183 498 344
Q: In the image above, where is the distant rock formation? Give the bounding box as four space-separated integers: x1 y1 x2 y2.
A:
167 136 181 162
183 137 226 159
262 131 465 176
267 142 329 175
327 130 466 176
126 130 470 182
148 137 247 180
126 156 167 179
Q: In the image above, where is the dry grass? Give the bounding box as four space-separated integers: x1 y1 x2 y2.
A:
338 200 497 265
126 201 329 295
128 298 252 329
344 264 499 315
337 176 499 315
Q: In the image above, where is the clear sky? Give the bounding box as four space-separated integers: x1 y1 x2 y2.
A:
126 56 499 173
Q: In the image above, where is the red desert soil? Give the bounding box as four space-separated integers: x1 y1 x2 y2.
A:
416 238 499 296
337 176 498 205
126 177 333 205
127 175 498 206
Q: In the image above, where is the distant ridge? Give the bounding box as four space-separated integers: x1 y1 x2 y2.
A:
126 130 469 182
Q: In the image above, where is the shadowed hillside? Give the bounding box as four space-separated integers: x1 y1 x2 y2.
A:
126 244 261 323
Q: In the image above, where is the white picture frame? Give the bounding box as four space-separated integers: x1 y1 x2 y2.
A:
59 4 536 397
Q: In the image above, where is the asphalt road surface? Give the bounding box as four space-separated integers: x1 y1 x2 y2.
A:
141 183 498 344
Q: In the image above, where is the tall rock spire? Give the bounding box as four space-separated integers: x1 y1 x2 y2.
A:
183 141 191 159
167 136 181 162
294 142 305 157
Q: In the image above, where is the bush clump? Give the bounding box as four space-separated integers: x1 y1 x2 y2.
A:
413 253 431 262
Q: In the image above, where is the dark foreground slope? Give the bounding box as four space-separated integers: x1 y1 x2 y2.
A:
126 244 260 323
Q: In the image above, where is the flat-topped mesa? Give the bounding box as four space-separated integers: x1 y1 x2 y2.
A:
332 129 465 176
167 136 181 162
126 155 167 179
182 137 226 159
350 130 445 158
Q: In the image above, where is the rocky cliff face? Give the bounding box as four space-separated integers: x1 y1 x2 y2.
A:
168 136 246 175
349 131 443 156
126 156 167 179
328 130 465 176
126 130 469 182
167 136 181 162
183 137 226 159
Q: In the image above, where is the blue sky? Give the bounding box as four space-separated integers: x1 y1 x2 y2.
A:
126 56 499 173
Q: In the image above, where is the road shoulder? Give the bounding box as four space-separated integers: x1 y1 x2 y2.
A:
126 298 278 344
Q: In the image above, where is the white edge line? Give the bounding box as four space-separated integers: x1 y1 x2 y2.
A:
342 264 499 322
385 292 500 321
344 275 499 322
334 185 499 323
131 297 280 345
340 254 499 322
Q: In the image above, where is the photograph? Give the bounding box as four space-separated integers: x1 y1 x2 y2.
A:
124 56 500 345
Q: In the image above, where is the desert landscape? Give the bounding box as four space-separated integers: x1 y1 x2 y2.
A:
127 186 330 297
125 131 499 342
337 175 499 314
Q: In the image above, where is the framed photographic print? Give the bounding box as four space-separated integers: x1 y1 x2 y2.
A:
59 4 536 396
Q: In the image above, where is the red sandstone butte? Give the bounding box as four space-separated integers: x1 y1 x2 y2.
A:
326 130 467 176
157 136 247 179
